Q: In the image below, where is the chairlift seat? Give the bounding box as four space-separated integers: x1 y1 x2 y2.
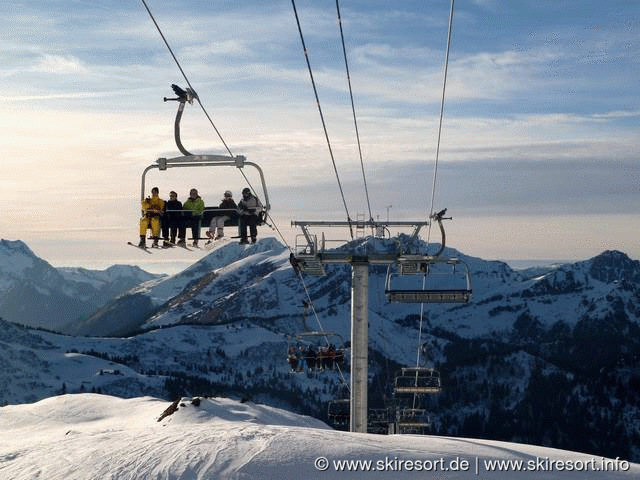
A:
386 289 471 304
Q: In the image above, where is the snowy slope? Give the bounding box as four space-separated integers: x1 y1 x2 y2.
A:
66 238 289 336
0 318 290 407
0 394 638 480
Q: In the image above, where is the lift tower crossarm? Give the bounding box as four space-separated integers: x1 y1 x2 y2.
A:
291 220 429 228
292 220 429 244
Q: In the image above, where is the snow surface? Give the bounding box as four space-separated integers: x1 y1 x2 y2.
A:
0 394 638 479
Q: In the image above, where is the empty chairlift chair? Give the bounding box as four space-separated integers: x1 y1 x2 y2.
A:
395 408 431 435
327 398 350 429
393 367 442 395
385 255 472 304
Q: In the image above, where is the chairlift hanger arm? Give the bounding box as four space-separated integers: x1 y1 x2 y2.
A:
428 208 451 258
164 84 198 156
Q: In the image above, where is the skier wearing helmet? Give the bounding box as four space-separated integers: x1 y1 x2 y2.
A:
238 187 262 244
182 188 205 247
206 190 238 241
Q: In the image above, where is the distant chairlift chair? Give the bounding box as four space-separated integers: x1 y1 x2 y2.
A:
287 331 347 373
393 367 442 395
385 209 472 304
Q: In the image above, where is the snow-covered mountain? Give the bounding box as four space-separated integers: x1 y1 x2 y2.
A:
0 239 162 332
1 236 639 461
1 394 638 480
62 236 640 345
64 237 288 336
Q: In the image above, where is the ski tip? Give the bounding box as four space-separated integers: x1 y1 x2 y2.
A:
127 242 153 254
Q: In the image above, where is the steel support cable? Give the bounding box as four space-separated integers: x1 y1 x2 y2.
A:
412 275 427 409
336 0 373 223
413 0 455 408
291 0 354 238
140 0 234 157
426 0 455 245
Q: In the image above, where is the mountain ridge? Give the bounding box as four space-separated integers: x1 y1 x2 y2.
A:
0 239 163 331
1 238 639 460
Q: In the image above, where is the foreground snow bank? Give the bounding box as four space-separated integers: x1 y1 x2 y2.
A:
0 394 638 479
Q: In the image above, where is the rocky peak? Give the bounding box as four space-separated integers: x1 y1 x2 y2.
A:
589 250 640 284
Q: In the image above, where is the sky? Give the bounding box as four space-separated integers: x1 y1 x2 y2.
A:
1 0 638 274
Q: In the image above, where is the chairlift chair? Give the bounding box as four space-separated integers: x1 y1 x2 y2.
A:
287 331 347 373
395 408 431 434
385 255 472 304
367 408 393 435
327 398 350 428
393 367 442 395
140 85 271 240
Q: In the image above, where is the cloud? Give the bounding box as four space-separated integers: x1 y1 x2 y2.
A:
29 54 90 75
181 40 249 60
2 91 122 102
317 157 640 218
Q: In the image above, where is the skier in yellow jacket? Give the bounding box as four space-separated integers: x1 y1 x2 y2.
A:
139 186 165 247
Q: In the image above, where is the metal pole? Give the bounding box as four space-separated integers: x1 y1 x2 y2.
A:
350 261 369 433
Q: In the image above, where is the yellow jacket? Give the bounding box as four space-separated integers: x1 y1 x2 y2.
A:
142 195 165 217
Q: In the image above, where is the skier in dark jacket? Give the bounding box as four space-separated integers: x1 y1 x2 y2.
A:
162 191 183 246
238 187 262 244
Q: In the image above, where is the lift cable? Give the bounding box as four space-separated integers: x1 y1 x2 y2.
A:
140 0 234 158
291 0 354 238
336 0 373 223
415 0 456 395
426 0 455 245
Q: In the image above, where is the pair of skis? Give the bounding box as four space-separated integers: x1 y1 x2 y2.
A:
128 237 230 253
127 239 194 253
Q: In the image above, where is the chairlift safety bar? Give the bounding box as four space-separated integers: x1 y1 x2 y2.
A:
141 154 271 212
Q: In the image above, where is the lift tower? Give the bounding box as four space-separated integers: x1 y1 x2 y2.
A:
292 219 430 433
